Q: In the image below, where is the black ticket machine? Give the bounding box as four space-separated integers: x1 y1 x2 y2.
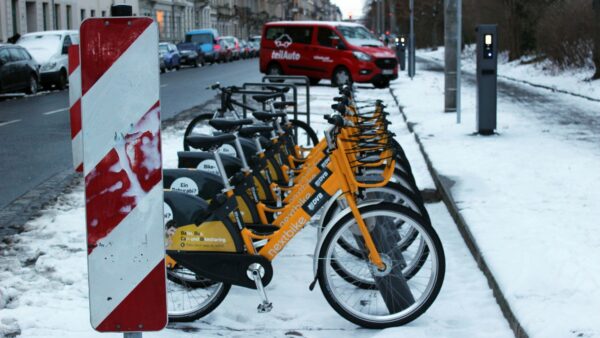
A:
476 24 498 135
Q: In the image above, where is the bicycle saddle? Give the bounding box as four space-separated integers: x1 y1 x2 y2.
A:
209 118 253 132
239 124 274 137
186 133 236 151
252 93 281 103
265 85 290 93
252 111 286 122
273 101 295 109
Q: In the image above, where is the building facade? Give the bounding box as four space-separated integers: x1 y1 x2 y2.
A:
0 0 139 42
1 0 341 43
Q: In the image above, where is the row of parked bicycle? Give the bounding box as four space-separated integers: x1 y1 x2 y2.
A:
160 82 446 328
160 36 260 73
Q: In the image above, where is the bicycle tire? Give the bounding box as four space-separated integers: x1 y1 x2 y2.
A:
317 202 445 328
289 119 319 148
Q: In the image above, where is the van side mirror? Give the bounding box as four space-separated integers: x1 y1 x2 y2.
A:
336 41 346 50
62 45 69 55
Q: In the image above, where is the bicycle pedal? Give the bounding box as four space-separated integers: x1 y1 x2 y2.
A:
257 301 273 313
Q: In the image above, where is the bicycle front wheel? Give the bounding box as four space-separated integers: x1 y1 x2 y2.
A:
317 202 445 328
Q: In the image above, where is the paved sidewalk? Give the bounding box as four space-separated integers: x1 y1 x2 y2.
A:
390 59 600 338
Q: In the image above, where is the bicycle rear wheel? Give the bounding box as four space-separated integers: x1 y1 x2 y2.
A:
317 202 445 328
167 275 230 322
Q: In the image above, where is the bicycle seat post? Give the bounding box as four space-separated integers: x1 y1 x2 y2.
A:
212 149 232 192
233 132 251 174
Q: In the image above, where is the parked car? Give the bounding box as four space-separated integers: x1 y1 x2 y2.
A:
260 21 398 88
249 40 260 57
159 54 166 73
184 29 219 64
220 36 241 60
159 42 181 71
239 40 250 59
17 30 78 90
216 37 233 63
177 42 204 67
249 35 261 44
0 44 40 94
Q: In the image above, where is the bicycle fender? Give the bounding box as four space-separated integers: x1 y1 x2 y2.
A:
316 190 344 232
312 199 385 277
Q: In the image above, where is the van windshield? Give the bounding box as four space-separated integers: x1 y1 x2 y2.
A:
186 33 213 44
336 26 382 47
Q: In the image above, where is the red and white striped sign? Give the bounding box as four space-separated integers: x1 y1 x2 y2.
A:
68 44 82 172
80 18 167 332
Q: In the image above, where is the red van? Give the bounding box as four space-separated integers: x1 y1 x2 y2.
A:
259 21 398 88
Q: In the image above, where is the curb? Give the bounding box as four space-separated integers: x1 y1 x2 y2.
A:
389 88 529 338
0 170 80 238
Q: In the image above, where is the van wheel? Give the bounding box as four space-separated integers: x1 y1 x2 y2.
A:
332 67 351 87
267 63 283 76
56 69 68 90
373 78 390 89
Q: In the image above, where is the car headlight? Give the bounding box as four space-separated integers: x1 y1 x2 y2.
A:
41 62 57 71
352 51 372 62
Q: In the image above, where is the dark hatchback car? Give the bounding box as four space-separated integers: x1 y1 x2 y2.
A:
0 44 40 95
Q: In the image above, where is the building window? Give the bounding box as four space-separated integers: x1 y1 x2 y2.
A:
156 10 165 38
66 5 72 29
81 9 85 21
101 11 106 17
11 0 19 35
90 10 96 18
43 3 49 30
54 4 61 29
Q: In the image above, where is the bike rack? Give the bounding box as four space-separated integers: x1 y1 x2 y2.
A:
261 75 311 128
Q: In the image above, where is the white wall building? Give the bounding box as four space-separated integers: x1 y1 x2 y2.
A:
138 0 194 42
0 0 139 43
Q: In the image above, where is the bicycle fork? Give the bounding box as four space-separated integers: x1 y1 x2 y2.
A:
344 192 386 270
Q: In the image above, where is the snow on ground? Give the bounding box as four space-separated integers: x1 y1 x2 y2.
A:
421 46 600 101
0 85 512 337
391 56 600 338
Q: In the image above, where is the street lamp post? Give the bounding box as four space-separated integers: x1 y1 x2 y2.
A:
408 0 415 78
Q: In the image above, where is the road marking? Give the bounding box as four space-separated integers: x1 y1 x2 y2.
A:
160 84 168 88
43 108 68 115
0 119 21 127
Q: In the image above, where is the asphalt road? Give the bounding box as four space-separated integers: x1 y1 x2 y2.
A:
0 58 263 209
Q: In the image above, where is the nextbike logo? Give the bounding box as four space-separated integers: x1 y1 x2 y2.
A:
271 50 301 61
278 190 312 227
268 215 307 257
274 34 293 48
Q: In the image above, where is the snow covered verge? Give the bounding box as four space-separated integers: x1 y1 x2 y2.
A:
391 61 600 338
420 46 600 101
0 86 513 337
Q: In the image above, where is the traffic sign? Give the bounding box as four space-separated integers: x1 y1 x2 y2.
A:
79 17 167 332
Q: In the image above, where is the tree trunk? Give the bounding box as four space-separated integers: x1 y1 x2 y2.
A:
593 0 600 79
505 0 521 61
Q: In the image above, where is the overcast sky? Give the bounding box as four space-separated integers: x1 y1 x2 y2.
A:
331 0 366 20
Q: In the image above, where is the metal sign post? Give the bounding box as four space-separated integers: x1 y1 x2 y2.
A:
80 16 167 335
